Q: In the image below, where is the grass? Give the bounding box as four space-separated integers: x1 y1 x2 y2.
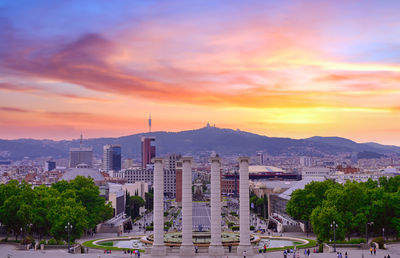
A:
263 238 317 252
82 239 145 253
98 241 113 247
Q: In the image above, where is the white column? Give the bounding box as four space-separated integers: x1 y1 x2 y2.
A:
237 157 253 256
180 157 195 256
208 157 224 256
151 158 166 256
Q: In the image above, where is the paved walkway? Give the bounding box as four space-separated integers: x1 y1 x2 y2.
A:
2 243 400 258
2 230 398 258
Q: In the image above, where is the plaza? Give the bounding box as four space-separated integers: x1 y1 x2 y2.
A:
2 237 400 258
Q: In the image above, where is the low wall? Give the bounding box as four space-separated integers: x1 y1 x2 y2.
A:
326 243 362 252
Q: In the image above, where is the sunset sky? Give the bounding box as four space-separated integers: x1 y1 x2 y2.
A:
1 0 400 145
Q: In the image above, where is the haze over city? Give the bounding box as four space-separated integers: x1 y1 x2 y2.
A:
1 0 400 145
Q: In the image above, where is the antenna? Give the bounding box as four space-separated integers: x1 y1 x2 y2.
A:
80 132 83 148
149 113 152 133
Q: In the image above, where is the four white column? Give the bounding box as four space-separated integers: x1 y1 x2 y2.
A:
180 157 195 256
151 158 166 256
151 156 253 256
237 157 253 256
208 157 225 256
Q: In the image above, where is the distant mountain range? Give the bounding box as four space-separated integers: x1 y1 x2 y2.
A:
1 126 399 160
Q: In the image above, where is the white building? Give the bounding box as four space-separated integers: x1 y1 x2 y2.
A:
256 152 264 165
300 157 312 167
122 182 149 199
249 165 285 174
108 183 126 216
164 153 182 170
122 167 176 196
302 167 331 178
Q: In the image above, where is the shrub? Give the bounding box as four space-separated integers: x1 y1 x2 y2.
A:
227 222 235 227
39 240 46 245
57 239 65 245
328 238 366 244
165 221 172 227
318 241 324 253
372 237 385 249
47 238 57 245
22 235 35 245
146 226 154 231
250 225 255 230
164 211 169 217
231 226 240 231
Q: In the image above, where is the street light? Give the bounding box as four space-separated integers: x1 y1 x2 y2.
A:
382 228 385 242
366 222 374 244
65 222 73 253
330 221 338 252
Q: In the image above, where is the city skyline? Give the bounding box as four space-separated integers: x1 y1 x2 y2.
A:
1 1 400 145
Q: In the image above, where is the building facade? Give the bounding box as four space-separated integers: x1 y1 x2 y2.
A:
141 137 155 168
103 144 122 172
123 167 176 197
69 147 93 168
44 160 56 171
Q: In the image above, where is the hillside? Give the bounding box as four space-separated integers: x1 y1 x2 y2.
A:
0 126 399 160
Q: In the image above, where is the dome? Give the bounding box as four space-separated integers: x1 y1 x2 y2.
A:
61 167 105 182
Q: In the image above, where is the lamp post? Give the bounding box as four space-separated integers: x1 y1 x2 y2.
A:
330 221 338 252
65 222 73 253
366 222 374 244
382 228 385 242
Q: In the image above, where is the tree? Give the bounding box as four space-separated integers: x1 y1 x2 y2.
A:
1 195 23 240
287 180 338 222
310 206 345 242
126 195 145 219
145 191 154 211
31 186 59 240
0 178 113 242
47 198 88 242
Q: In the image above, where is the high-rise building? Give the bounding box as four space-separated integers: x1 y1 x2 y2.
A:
141 137 155 168
69 133 93 168
256 151 264 165
175 161 183 202
300 156 312 167
44 160 56 171
69 147 93 168
164 153 182 170
103 144 122 172
163 154 180 198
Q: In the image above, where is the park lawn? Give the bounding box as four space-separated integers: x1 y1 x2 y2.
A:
82 239 145 253
264 238 317 252
98 241 113 246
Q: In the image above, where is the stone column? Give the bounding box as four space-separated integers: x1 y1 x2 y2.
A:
151 158 166 256
208 157 224 256
180 157 195 256
237 157 253 256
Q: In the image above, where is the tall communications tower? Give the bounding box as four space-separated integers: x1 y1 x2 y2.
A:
149 113 152 133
